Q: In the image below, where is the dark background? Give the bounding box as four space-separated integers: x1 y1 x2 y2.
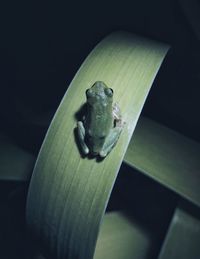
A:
0 1 200 258
0 0 200 153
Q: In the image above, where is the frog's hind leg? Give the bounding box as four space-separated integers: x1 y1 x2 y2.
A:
100 127 122 157
77 121 89 155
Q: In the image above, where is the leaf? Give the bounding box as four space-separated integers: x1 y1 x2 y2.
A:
94 211 154 259
26 32 168 259
158 202 200 259
124 116 200 208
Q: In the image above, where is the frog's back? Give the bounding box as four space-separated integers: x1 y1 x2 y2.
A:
85 81 114 137
85 102 113 137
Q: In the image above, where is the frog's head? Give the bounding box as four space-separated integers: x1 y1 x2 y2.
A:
86 81 113 105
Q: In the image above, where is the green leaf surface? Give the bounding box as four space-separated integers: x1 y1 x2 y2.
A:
34 211 156 259
26 32 168 259
125 116 200 207
158 202 200 259
94 211 154 259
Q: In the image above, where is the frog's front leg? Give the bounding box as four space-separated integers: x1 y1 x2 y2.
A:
77 121 89 155
99 126 123 157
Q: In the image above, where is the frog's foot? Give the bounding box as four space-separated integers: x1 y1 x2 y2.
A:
99 126 122 157
77 121 89 155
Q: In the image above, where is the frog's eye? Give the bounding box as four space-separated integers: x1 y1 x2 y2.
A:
86 89 94 98
104 88 113 97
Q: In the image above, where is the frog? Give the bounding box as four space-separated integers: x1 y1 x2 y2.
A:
77 81 124 157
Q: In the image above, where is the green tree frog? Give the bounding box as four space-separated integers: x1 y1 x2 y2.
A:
77 81 124 157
